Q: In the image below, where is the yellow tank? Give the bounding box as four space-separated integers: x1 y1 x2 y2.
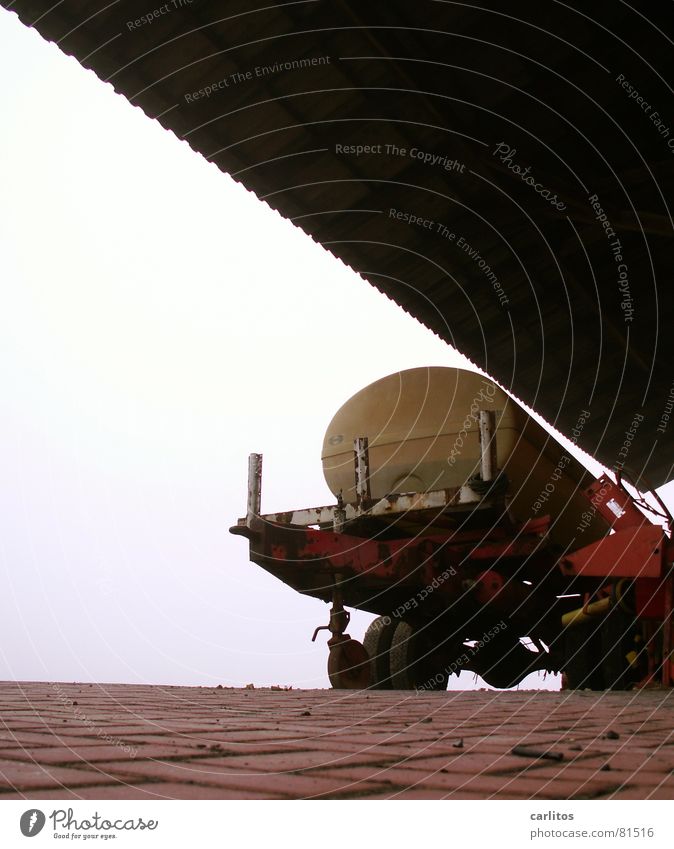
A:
322 367 607 548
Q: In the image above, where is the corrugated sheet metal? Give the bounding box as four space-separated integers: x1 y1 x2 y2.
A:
4 0 674 484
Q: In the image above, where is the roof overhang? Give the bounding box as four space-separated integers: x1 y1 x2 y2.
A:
4 0 674 485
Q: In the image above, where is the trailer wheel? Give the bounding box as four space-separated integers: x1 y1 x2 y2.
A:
563 622 604 690
466 632 546 689
363 617 397 689
327 637 371 689
600 609 639 690
389 622 449 691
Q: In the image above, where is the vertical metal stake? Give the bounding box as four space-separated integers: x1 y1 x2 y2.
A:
354 437 371 506
246 453 262 526
333 492 346 533
479 410 497 483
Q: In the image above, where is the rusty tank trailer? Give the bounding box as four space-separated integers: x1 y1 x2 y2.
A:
231 368 674 690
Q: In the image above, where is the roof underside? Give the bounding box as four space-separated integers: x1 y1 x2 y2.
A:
5 0 674 485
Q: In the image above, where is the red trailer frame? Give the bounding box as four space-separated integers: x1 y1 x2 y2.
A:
231 433 674 690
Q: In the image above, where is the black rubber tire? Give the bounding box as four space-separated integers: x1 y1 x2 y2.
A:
563 621 604 690
469 634 544 689
363 616 397 689
600 609 638 691
563 609 641 691
389 621 449 691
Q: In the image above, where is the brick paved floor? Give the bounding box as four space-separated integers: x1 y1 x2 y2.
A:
0 682 672 800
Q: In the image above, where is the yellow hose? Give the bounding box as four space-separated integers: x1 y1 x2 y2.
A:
561 597 611 628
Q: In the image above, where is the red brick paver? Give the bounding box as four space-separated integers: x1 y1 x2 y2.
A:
0 682 672 800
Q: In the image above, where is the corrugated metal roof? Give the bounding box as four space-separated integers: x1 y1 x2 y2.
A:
4 0 674 484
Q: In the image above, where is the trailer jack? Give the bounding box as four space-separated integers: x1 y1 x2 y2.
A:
312 580 370 689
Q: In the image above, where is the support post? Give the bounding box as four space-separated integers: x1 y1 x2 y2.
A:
246 453 262 526
333 493 346 533
354 437 371 506
479 410 497 483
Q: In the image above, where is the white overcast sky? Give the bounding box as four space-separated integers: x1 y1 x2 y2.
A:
2 9 672 689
